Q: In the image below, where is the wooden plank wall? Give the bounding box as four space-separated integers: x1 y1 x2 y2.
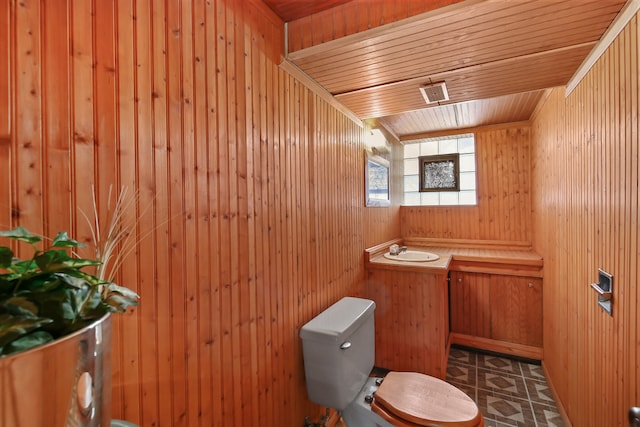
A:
530 12 639 427
0 0 400 426
286 0 465 52
0 0 8 139
401 125 533 244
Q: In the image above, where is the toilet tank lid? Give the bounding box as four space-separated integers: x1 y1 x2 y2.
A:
300 297 375 343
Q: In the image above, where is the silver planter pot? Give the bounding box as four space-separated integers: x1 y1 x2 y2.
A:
0 313 113 427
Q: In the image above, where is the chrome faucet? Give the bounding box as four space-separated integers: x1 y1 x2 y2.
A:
389 244 408 255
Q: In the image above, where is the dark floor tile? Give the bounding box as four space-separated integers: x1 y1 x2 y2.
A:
525 377 558 405
449 380 477 403
449 347 477 366
531 401 565 426
477 388 536 426
477 368 529 399
520 361 546 381
447 362 477 387
477 353 522 375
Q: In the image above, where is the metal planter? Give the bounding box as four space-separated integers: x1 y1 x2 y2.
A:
1 313 113 427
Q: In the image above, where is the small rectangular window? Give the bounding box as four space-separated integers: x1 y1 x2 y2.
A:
418 153 460 192
403 133 476 206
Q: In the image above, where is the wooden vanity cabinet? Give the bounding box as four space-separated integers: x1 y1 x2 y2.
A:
449 270 543 359
365 268 450 379
364 239 544 364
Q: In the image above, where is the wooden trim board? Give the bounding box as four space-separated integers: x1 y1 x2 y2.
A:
279 59 363 127
403 237 533 250
450 333 543 360
542 362 573 426
566 0 640 95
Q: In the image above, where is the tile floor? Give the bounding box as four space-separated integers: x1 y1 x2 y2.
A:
446 346 565 427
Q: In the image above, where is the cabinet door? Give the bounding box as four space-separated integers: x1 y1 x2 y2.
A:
449 271 491 338
367 268 449 378
490 276 543 347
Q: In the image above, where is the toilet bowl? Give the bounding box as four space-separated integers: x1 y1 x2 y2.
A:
300 297 483 427
341 372 483 427
370 371 482 426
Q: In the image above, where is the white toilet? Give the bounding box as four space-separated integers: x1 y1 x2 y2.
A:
300 297 483 427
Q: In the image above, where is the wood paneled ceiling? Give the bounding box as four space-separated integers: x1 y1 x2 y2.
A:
272 0 627 139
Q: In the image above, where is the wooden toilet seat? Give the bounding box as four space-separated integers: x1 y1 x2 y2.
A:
371 371 484 427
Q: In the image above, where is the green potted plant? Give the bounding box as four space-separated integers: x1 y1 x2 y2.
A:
0 226 139 356
0 188 142 427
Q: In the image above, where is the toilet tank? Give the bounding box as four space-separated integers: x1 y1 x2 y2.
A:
299 297 376 410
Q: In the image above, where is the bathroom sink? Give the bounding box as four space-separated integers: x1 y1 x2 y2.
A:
383 250 440 262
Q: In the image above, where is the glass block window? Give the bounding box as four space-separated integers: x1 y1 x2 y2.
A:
403 134 476 206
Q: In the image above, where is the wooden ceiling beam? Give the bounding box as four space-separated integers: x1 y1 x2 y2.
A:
399 121 532 142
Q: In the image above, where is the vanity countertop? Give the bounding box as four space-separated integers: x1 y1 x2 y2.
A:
367 247 452 272
365 239 543 275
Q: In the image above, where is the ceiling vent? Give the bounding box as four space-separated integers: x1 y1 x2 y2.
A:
420 82 449 104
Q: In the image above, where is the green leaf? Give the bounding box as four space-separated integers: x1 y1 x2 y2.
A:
51 232 85 249
9 288 82 338
51 272 89 290
32 287 81 322
0 313 53 348
104 294 137 312
0 247 13 269
106 283 140 300
2 330 54 355
102 283 139 313
1 296 40 317
0 227 42 244
6 259 38 275
34 250 73 272
71 270 104 286
18 274 62 293
64 257 102 269
77 289 104 318
34 250 101 273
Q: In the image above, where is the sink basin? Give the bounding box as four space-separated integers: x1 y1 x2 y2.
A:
383 250 440 262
